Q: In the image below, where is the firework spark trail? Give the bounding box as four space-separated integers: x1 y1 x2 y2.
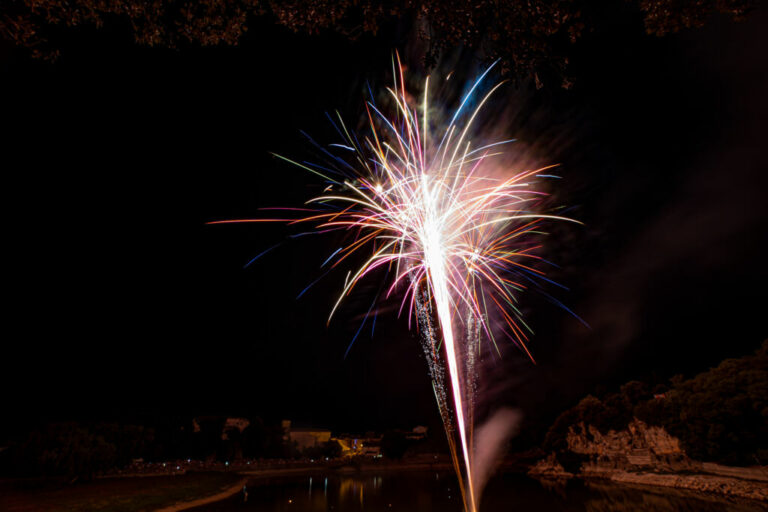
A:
425 241 477 511
210 55 580 511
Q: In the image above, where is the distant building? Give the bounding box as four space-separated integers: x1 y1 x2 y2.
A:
290 428 332 449
282 420 332 450
406 426 428 440
333 436 364 456
333 432 386 457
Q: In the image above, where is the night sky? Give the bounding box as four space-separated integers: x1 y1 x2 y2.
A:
3 5 767 438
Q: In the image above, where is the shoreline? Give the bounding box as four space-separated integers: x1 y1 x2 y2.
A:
154 477 249 512
531 466 768 502
7 459 762 511
161 459 768 510
154 461 456 511
593 469 768 502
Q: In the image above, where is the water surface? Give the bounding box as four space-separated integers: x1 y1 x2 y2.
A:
193 471 765 511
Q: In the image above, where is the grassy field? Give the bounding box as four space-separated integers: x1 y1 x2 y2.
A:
0 472 243 512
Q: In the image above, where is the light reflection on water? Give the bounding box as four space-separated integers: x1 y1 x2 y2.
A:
193 471 765 512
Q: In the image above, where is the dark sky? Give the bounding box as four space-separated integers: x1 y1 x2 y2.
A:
3 5 767 438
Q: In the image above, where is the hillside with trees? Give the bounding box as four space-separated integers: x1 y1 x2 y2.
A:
544 340 768 466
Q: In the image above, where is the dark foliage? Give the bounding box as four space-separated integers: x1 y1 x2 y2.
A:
559 450 590 474
0 416 295 477
4 422 152 478
192 416 226 460
638 0 756 36
0 1 757 85
637 341 768 465
380 430 409 459
544 341 768 465
302 439 343 459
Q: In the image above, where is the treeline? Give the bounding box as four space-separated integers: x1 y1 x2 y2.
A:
0 417 305 478
544 340 768 466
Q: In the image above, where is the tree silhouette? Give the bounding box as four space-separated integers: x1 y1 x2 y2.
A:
1 1 757 86
545 341 768 465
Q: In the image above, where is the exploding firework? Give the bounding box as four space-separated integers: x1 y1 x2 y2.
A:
211 55 579 511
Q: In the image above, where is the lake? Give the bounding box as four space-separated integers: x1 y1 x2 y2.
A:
191 471 766 511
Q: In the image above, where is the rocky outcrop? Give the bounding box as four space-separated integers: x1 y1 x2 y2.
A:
565 418 699 472
528 453 573 479
530 419 768 502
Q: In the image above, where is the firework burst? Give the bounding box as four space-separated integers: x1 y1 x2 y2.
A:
211 54 579 511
